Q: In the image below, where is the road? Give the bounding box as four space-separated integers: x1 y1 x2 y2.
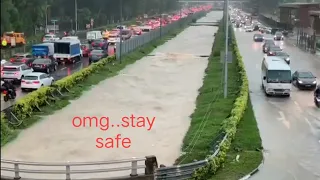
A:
0 45 115 111
234 28 320 180
1 11 222 179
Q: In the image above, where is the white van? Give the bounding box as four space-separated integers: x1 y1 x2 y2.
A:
86 31 102 42
261 56 292 97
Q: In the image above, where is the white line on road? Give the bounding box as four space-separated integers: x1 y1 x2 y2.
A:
304 117 312 129
60 67 66 70
277 111 290 129
293 101 302 112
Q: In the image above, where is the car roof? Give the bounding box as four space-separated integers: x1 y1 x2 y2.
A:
264 56 291 70
14 53 29 56
24 72 44 76
3 62 24 67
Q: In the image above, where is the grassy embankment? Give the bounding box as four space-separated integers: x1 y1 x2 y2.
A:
175 23 241 164
1 14 204 147
175 20 263 179
209 98 263 179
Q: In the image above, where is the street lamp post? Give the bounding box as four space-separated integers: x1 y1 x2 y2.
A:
223 0 229 98
119 0 123 63
45 5 50 33
75 0 78 32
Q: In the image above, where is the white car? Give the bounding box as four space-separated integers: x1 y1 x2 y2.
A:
43 34 60 42
1 63 33 83
21 72 54 91
245 26 254 32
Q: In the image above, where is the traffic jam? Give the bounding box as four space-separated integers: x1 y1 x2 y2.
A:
231 8 319 107
1 6 210 102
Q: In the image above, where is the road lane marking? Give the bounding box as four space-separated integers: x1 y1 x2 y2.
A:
277 111 290 129
60 67 66 70
294 101 302 112
304 118 312 129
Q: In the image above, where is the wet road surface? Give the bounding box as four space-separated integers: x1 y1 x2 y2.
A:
234 28 320 180
1 11 223 179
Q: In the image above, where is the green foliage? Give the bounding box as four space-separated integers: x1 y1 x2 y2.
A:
0 12 207 147
1 0 179 35
190 24 250 179
175 21 241 164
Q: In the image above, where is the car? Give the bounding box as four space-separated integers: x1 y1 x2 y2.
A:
89 49 108 63
116 25 127 30
262 40 275 53
270 51 290 64
267 45 282 55
1 63 33 83
292 70 317 90
130 26 142 35
42 33 60 42
253 34 264 42
10 53 35 67
81 44 90 57
120 29 132 40
31 58 58 73
91 39 108 48
21 72 54 91
245 26 254 32
274 31 284 41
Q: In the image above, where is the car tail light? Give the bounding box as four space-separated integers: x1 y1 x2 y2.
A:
2 90 7 95
33 81 40 84
13 72 18 76
29 63 32 67
21 80 25 83
41 64 46 68
10 58 14 62
22 58 26 63
99 42 103 47
1 72 4 75
91 42 94 46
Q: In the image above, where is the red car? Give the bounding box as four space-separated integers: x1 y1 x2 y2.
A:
81 44 90 57
131 26 142 35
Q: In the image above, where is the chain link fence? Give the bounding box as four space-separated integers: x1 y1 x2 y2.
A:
115 12 206 59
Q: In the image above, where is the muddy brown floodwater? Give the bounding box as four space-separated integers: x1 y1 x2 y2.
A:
1 11 223 179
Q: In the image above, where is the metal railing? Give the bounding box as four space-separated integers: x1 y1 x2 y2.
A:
1 156 156 180
154 134 228 180
115 12 206 59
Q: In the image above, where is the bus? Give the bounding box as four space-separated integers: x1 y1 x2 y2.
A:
261 56 292 97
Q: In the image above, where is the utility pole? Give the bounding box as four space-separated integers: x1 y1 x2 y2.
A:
119 0 123 63
75 0 78 32
160 2 162 38
224 0 229 98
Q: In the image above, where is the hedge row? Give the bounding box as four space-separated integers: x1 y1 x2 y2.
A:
190 22 249 179
0 11 210 147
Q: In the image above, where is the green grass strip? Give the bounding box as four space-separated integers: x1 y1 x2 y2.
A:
209 98 263 179
175 23 241 164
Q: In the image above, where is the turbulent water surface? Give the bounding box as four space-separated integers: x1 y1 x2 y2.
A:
1 11 223 179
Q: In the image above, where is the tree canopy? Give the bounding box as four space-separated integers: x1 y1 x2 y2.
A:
1 0 179 35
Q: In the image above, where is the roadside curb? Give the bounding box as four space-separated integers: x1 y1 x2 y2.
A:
238 158 264 180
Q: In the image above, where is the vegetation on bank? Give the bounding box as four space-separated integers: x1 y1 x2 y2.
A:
0 13 206 147
1 0 179 35
186 20 262 179
175 21 241 165
209 99 263 180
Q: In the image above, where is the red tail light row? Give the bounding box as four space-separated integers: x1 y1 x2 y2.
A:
21 80 40 84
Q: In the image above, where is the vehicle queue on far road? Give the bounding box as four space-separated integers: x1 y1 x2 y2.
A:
231 8 320 108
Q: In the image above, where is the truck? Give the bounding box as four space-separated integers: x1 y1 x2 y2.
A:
32 43 54 58
1 31 26 47
53 40 81 64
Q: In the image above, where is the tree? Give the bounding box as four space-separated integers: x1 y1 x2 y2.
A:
1 0 179 35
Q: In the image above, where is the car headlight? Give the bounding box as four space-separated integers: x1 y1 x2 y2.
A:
254 37 257 39
298 80 302 83
312 81 317 84
285 58 290 61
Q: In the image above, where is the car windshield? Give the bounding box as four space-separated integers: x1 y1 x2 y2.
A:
275 32 282 36
3 67 19 71
265 40 274 44
91 50 103 54
33 59 50 64
13 54 25 58
121 31 130 35
255 34 263 37
267 70 291 83
298 72 314 78
44 35 53 38
275 52 288 56
93 39 103 43
270 47 281 51
23 76 38 80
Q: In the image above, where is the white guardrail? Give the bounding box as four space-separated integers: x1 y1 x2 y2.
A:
1 156 159 180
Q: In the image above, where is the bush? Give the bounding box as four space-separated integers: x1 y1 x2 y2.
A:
191 23 249 179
